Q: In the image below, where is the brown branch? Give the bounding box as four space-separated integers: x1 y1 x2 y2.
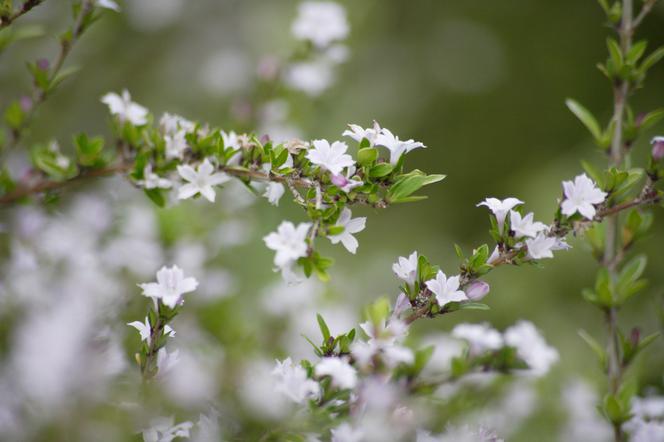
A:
0 0 48 29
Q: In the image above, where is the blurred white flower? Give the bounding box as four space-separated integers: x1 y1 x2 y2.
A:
525 233 556 259
142 416 193 442
328 208 366 254
263 182 285 206
285 60 335 96
101 90 148 126
504 320 558 376
425 270 467 307
200 49 251 96
160 112 195 135
127 317 175 345
156 348 180 376
263 221 311 274
561 173 607 219
375 128 426 164
392 251 419 285
291 1 349 48
476 197 523 231
177 159 230 203
452 323 503 355
509 211 547 239
315 357 357 389
97 0 120 11
165 130 188 160
127 0 184 31
272 358 320 404
306 139 355 175
331 423 364 442
137 165 173 189
138 265 198 308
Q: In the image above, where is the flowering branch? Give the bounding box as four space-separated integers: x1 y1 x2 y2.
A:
0 0 48 29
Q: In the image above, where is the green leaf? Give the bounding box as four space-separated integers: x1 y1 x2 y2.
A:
4 101 25 130
386 172 445 203
578 329 606 366
74 132 104 166
566 99 602 141
626 40 647 65
369 163 394 178
581 160 604 187
607 38 624 72
316 313 331 342
357 147 378 167
639 109 664 130
457 302 490 311
640 46 664 73
637 332 660 353
144 188 166 207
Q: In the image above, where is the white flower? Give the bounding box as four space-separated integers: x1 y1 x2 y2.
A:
328 208 366 254
476 197 523 231
138 265 199 308
160 112 195 135
425 270 467 307
342 121 381 146
509 211 547 238
306 139 355 175
331 423 364 442
561 173 607 219
291 1 349 48
263 182 285 206
374 128 426 164
452 323 503 355
127 317 175 345
142 416 193 442
504 320 559 376
525 233 556 259
272 358 320 404
97 0 120 12
156 348 180 376
284 60 335 96
177 159 230 203
392 251 419 285
101 89 148 126
315 357 357 389
354 319 413 368
221 130 241 150
263 221 311 271
165 131 188 160
137 165 172 189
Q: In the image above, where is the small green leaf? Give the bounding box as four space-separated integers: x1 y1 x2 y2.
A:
357 147 378 167
369 163 394 178
578 329 607 366
316 313 331 342
566 99 602 141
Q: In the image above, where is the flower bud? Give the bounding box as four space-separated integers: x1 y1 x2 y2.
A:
466 280 490 301
330 173 349 188
19 96 33 112
36 58 50 71
651 136 664 161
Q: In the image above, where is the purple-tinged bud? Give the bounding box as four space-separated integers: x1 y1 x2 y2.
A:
19 96 32 112
392 292 410 319
36 58 49 71
256 55 280 81
330 173 349 188
260 134 271 145
630 327 641 347
651 136 664 161
466 281 490 301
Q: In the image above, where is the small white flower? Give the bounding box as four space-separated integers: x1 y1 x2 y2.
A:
476 197 524 231
177 159 230 203
284 60 335 96
561 173 607 219
374 128 426 164
137 165 172 190
452 323 503 355
263 221 311 269
342 121 381 146
160 112 195 135
425 270 467 307
156 348 180 376
525 233 557 259
331 423 364 442
291 1 349 48
504 320 559 376
315 357 357 390
138 265 198 308
97 0 120 12
306 139 355 175
328 208 366 254
221 130 241 150
165 131 188 160
509 211 547 239
272 358 320 404
392 251 419 285
263 182 285 206
142 416 193 442
127 317 174 345
101 90 148 126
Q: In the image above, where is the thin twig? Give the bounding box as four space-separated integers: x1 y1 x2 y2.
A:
0 0 48 29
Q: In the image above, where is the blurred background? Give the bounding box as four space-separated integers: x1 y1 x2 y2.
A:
1 0 664 440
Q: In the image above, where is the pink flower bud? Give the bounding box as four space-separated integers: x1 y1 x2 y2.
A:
466 281 490 301
19 96 32 112
36 58 49 71
330 173 349 188
651 136 664 161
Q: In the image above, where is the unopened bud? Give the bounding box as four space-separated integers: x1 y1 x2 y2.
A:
651 136 664 161
630 327 641 347
36 58 49 71
466 280 490 301
19 96 32 112
330 173 349 188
